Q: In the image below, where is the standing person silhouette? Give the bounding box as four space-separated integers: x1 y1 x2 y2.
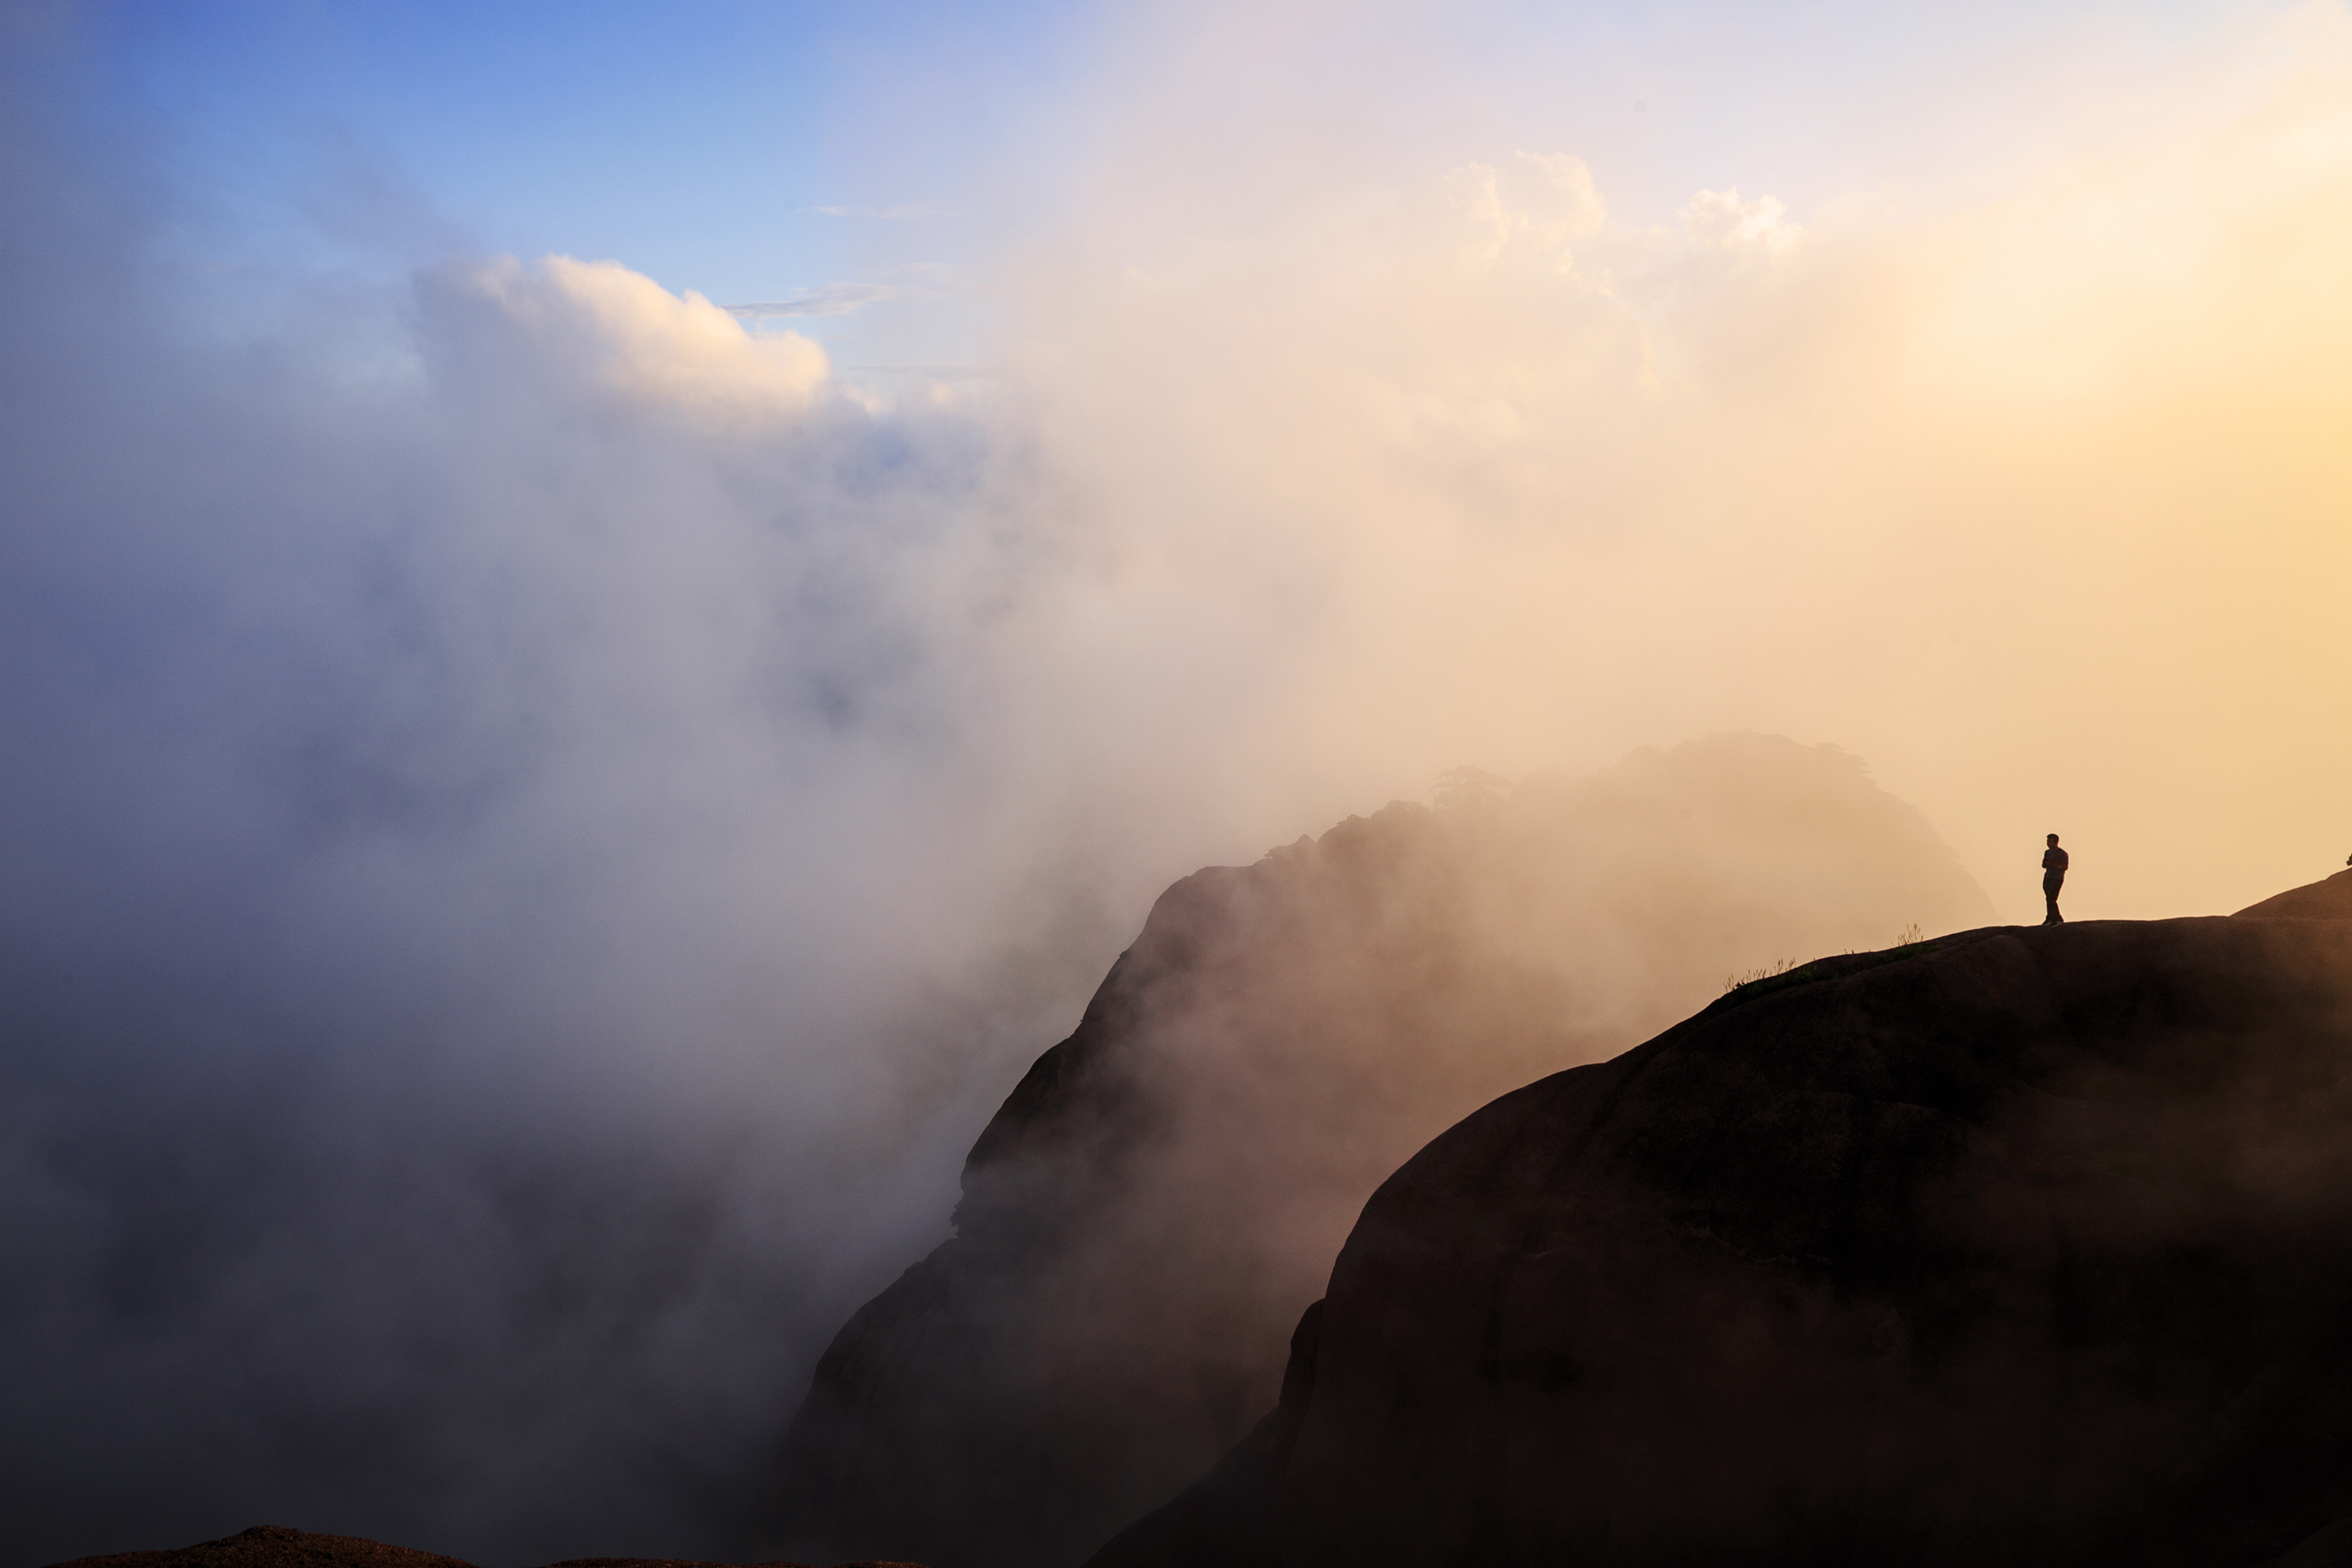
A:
2042 834 2069 925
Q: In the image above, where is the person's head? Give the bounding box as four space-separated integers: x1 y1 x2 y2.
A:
2047 833 2060 845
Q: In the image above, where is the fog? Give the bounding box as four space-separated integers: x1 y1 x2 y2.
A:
992 0 2352 920
4 3 2349 1564
779 735 2000 1568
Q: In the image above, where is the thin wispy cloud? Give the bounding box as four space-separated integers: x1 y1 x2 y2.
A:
725 283 906 318
839 363 993 378
725 263 958 318
809 203 942 220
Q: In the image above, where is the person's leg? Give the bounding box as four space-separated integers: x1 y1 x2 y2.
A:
2044 873 2064 924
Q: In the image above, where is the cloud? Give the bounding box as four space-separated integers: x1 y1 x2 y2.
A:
724 264 960 320
809 203 944 220
455 255 832 413
0 94 1041 1565
1681 187 1800 251
724 283 909 318
991 0 2352 921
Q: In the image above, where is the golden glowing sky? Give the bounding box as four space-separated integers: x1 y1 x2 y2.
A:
945 0 2352 924
64 1 2352 933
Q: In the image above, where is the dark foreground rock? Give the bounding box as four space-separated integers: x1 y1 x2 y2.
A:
45 1523 930 1568
772 737 1994 1567
1089 885 2352 1568
2235 867 2352 921
47 1525 479 1568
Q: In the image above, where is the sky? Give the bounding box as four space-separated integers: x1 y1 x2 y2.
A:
85 0 1078 367
3 0 2350 1563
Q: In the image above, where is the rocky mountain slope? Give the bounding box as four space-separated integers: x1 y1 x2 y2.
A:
1090 870 2352 1567
771 736 1995 1567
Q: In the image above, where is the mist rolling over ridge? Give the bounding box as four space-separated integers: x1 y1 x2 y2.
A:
779 735 1994 1568
4 2 2350 1564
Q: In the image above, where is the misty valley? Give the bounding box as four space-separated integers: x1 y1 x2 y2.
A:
37 736 2352 1568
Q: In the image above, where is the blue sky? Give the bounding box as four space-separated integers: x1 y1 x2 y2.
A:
74 0 2245 365
85 0 1087 362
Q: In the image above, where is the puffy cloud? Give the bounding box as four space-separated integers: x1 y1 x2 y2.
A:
1681 187 1799 251
1436 151 1607 274
438 255 832 419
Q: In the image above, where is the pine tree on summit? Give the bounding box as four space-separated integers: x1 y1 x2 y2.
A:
1432 765 1509 812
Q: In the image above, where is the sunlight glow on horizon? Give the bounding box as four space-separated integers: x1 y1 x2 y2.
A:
83 0 2348 924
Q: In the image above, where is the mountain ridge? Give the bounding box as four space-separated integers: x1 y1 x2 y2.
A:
772 735 1998 1566
52 868 2352 1568
1089 876 2352 1567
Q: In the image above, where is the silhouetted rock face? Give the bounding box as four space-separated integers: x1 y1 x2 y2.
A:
773 737 1995 1568
2238 868 2352 921
1091 891 2352 1568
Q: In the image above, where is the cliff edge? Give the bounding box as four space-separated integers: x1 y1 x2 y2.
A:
1090 877 2352 1567
771 736 1994 1567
